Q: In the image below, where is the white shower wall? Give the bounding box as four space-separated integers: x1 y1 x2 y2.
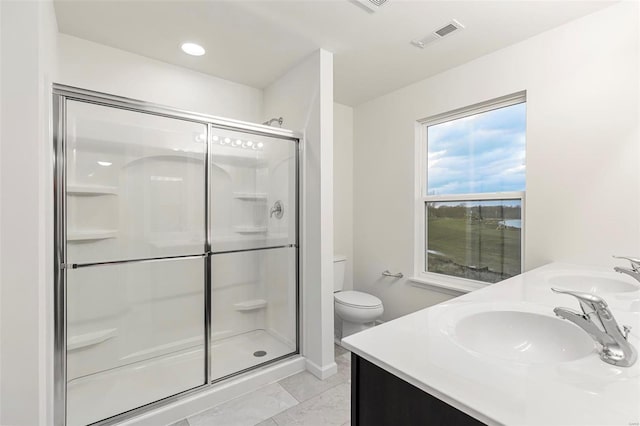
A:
209 248 296 348
66 259 205 382
209 131 297 350
66 101 207 264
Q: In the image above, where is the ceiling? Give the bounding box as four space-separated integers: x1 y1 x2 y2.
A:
53 0 614 106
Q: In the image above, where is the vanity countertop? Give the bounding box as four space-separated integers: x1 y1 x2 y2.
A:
341 263 640 426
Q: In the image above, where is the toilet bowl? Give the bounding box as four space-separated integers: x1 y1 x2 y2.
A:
335 290 384 338
334 256 384 340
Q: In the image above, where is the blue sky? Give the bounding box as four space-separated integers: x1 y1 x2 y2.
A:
427 103 526 195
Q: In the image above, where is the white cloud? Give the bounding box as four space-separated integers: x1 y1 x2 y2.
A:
428 149 447 168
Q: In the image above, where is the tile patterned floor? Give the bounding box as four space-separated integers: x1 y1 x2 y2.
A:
169 345 351 426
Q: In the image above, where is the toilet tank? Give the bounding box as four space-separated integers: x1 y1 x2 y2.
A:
333 255 347 292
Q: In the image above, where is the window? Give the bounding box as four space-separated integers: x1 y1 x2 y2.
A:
416 93 526 288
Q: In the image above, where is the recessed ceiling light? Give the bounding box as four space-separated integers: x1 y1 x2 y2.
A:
181 42 205 56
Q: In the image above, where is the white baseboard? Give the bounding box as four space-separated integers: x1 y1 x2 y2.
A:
121 356 306 426
305 358 338 380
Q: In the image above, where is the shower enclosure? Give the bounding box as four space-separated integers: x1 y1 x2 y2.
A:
53 85 300 426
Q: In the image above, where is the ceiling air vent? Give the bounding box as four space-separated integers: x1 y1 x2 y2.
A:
411 19 465 49
351 0 389 13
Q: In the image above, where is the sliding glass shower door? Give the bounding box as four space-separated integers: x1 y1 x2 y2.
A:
63 100 208 426
54 86 299 426
209 128 298 381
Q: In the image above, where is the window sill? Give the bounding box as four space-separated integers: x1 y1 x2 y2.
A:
408 275 487 296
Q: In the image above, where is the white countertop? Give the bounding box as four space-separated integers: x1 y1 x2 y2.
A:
341 263 640 426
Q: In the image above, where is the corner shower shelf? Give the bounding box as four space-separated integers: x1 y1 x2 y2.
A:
68 230 118 241
233 226 267 234
68 328 117 351
233 299 267 312
67 184 118 195
233 192 268 201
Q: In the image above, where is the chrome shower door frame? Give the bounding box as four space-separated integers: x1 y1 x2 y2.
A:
53 84 302 426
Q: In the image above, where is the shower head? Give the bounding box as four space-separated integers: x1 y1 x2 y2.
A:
263 117 283 127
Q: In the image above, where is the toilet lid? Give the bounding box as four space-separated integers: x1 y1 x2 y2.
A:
334 291 382 309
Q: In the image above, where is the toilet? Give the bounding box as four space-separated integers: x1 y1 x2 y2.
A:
334 255 384 340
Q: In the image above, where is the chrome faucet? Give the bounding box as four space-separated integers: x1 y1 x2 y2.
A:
552 288 636 367
270 200 283 219
613 255 640 283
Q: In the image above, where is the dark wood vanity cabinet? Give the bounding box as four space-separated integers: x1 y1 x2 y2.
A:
351 353 486 426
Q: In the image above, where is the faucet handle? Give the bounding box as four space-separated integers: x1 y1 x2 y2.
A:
613 255 640 271
551 288 608 314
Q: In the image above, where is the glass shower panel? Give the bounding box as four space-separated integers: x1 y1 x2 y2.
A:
55 87 300 426
210 128 297 253
66 101 206 264
210 247 297 381
66 257 206 426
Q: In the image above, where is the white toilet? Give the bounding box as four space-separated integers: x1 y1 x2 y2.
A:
334 255 384 340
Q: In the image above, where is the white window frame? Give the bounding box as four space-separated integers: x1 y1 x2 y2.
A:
412 92 526 294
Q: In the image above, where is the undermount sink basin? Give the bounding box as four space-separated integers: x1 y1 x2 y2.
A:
547 274 638 294
454 311 595 364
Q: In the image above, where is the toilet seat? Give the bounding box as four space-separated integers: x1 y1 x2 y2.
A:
334 291 382 309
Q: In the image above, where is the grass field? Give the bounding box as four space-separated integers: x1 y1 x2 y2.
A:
427 217 521 283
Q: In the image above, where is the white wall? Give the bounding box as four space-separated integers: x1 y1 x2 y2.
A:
1 3 4 419
353 2 640 321
333 103 354 291
263 49 336 379
57 34 263 123
0 0 58 425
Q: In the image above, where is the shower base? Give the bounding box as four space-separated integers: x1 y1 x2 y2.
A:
67 329 294 426
211 329 295 381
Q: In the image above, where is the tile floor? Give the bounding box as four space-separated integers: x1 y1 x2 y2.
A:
170 345 352 426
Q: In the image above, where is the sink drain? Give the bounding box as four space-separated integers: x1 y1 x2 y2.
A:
253 350 267 358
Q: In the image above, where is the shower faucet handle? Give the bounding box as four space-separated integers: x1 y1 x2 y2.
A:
270 200 284 219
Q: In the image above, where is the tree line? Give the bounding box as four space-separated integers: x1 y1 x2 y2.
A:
428 204 521 220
